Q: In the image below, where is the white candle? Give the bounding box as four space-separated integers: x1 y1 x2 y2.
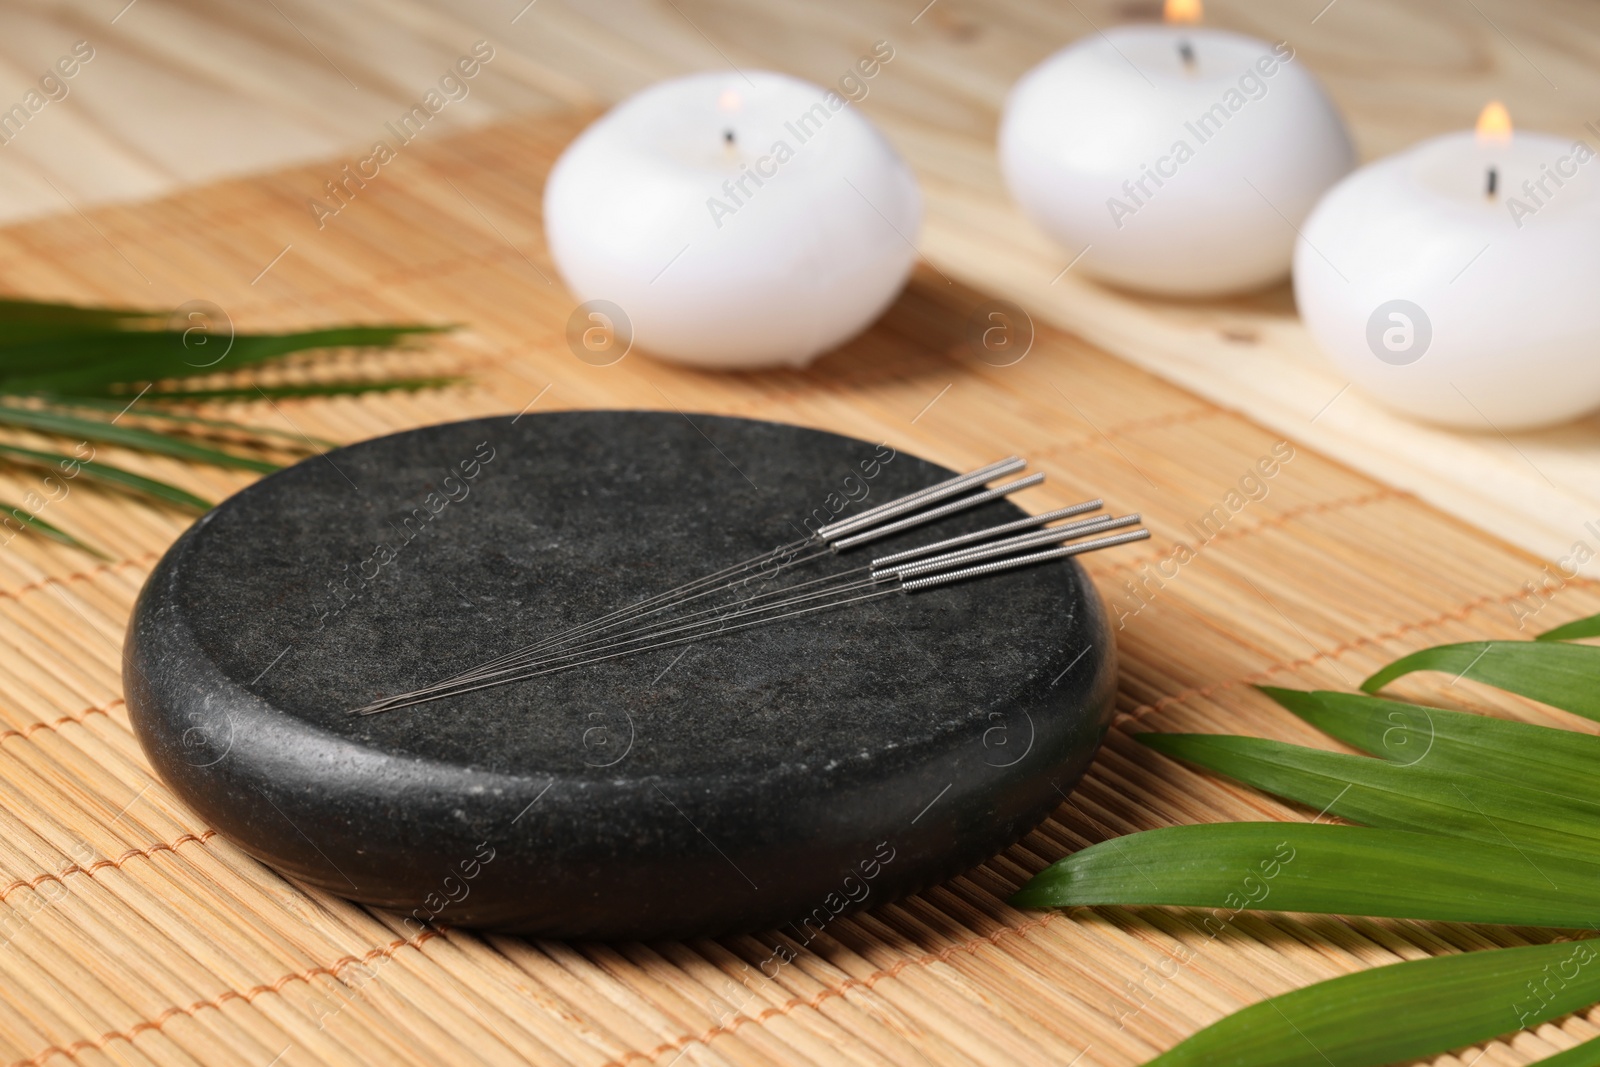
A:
998 2 1353 296
543 67 921 370
1295 103 1600 430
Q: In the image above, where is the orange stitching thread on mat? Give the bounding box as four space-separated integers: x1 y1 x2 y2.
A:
0 698 122 746
4 885 1050 1067
1098 488 1410 577
801 407 1231 477
196 243 532 329
0 552 158 604
1117 581 1600 727
0 826 215 904
1014 407 1228 472
8 930 442 1067
1018 405 1225 458
596 913 1063 1067
1096 405 1225 437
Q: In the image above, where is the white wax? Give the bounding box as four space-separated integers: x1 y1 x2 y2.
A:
999 27 1353 295
543 70 922 369
1295 131 1600 430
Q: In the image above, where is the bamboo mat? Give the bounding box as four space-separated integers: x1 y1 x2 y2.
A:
8 0 1600 581
0 109 1598 1067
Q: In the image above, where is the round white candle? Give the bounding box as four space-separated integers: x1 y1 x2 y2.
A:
1295 106 1600 430
999 20 1353 296
543 69 921 370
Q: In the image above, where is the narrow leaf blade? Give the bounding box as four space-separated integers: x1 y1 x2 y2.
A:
0 443 210 511
0 298 159 347
138 376 460 402
34 394 330 448
1259 686 1600 803
0 325 447 394
1139 731 1600 860
0 498 106 557
1146 938 1600 1067
1362 641 1600 721
1012 822 1600 927
0 403 277 473
1532 1034 1600 1067
1539 612 1600 642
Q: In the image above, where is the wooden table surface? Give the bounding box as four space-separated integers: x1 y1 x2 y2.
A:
4 0 1600 585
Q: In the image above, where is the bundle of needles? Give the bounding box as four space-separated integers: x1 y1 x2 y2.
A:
354 457 1146 715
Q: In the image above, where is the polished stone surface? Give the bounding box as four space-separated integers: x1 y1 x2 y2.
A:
126 411 1115 938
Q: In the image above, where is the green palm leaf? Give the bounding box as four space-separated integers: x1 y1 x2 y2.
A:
0 404 276 473
33 395 331 448
0 298 157 345
1363 640 1600 721
0 498 107 557
1138 731 1600 860
1534 1035 1600 1066
1014 614 1600 1066
0 442 210 511
1260 686 1600 801
1013 822 1600 926
1143 939 1600 1067
1540 614 1600 642
0 297 453 552
0 325 444 393
136 377 460 402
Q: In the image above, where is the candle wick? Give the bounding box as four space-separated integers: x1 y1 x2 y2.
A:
723 129 736 146
1486 166 1498 198
1178 40 1195 67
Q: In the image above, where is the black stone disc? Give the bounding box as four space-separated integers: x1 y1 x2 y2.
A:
125 411 1114 939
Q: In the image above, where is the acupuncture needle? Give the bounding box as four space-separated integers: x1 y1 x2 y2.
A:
356 452 1129 712
868 499 1104 568
360 573 889 709
815 456 1025 541
352 526 1146 715
362 566 881 708
359 572 889 711
900 528 1152 591
353 585 904 715
878 513 1143 580
416 492 1096 696
447 459 1036 681
359 504 1125 710
458 473 1058 678
456 457 1022 669
826 473 1045 551
548 459 1031 638
540 518 1146 660
525 511 1135 672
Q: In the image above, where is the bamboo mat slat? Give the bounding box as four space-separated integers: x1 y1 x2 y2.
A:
9 0 1600 582
0 110 1596 1067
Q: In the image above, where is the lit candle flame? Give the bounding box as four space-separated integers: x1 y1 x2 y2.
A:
1475 100 1512 144
1164 0 1202 24
717 89 742 113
